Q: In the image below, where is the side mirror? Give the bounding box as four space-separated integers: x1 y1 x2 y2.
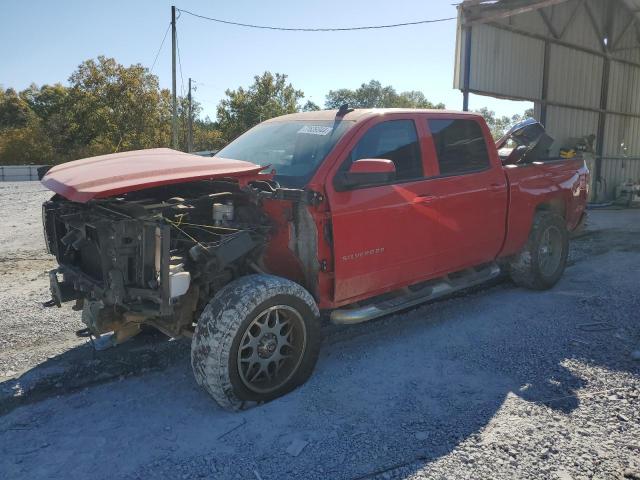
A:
334 159 396 190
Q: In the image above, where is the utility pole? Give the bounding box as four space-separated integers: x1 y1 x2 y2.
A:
188 77 193 152
171 5 178 149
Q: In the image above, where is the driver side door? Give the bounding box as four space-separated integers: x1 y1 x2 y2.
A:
326 115 440 305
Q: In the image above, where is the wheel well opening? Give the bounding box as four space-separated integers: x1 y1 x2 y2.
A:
535 199 565 218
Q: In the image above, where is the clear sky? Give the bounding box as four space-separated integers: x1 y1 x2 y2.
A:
1 0 531 119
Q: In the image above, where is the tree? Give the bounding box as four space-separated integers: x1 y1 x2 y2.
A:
217 72 304 142
325 80 445 109
64 56 172 157
0 122 55 165
476 107 535 140
0 88 55 165
0 57 229 165
0 57 196 165
192 119 226 152
0 88 33 130
302 100 320 112
176 92 225 152
18 83 72 161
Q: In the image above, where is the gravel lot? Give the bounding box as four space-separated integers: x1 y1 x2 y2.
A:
0 182 639 480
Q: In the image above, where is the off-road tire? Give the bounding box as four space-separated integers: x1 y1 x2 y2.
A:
508 212 569 290
191 274 321 411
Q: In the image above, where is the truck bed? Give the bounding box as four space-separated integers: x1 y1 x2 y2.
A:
500 157 589 258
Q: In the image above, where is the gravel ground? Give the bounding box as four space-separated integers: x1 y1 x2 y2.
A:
0 182 639 480
0 182 84 378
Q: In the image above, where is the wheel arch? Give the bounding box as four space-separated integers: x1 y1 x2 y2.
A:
534 197 566 219
501 193 569 258
507 210 569 290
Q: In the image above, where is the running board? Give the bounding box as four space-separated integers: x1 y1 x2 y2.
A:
330 263 501 325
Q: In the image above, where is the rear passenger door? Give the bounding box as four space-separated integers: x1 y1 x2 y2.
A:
422 116 508 273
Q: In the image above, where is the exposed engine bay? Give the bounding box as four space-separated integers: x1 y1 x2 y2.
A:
42 178 306 346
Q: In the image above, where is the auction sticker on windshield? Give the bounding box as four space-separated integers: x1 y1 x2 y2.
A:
298 125 333 136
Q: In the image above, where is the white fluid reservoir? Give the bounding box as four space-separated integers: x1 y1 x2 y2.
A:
169 264 191 299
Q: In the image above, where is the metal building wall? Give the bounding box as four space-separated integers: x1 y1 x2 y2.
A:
466 24 545 100
455 0 640 200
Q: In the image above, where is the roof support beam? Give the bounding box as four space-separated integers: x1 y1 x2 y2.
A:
613 0 640 46
467 87 640 120
594 57 611 199
583 1 606 52
611 14 636 50
559 0 584 39
462 0 571 25
540 40 552 125
462 26 473 111
539 9 560 38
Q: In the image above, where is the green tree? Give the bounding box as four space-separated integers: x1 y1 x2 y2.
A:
0 57 231 165
0 88 33 130
192 119 226 152
302 100 321 112
0 88 55 164
0 121 55 165
19 83 72 160
216 72 304 142
325 80 445 109
64 56 172 158
176 93 225 153
476 107 535 140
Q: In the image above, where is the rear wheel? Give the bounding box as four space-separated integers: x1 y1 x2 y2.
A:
508 212 569 290
191 274 321 411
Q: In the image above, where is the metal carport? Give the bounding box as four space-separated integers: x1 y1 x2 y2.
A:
454 0 640 200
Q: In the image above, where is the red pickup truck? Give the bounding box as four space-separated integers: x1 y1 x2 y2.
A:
41 108 588 410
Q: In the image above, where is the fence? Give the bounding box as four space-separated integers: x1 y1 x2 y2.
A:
0 165 47 181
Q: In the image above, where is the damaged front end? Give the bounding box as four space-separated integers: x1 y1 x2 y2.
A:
42 179 270 346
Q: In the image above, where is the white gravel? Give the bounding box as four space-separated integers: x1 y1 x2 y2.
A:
0 182 639 480
0 183 85 379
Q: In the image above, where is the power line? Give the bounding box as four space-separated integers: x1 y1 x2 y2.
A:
150 23 171 73
176 8 456 32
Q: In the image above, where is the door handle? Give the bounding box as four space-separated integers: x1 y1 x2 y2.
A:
488 183 504 192
413 194 436 205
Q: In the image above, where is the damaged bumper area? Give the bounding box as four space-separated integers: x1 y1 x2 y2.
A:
42 180 269 343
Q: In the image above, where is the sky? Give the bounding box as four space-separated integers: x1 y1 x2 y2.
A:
1 0 532 120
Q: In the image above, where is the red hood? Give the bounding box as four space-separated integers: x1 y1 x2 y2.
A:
41 148 265 202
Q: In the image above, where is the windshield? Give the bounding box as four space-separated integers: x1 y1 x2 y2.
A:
216 120 354 187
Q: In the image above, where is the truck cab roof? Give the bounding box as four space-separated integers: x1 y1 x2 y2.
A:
264 108 484 124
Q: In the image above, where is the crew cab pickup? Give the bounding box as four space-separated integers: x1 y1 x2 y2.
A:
41 108 589 410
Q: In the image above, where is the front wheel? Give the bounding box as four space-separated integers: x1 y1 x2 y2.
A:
508 212 569 290
191 274 321 411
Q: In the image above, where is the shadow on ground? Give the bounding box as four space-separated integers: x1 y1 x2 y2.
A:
0 330 189 415
1 228 639 479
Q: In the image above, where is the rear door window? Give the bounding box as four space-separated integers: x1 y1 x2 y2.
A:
428 119 491 176
347 119 423 181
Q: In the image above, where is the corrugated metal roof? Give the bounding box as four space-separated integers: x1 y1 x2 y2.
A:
612 0 640 64
620 0 640 20
457 0 640 199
